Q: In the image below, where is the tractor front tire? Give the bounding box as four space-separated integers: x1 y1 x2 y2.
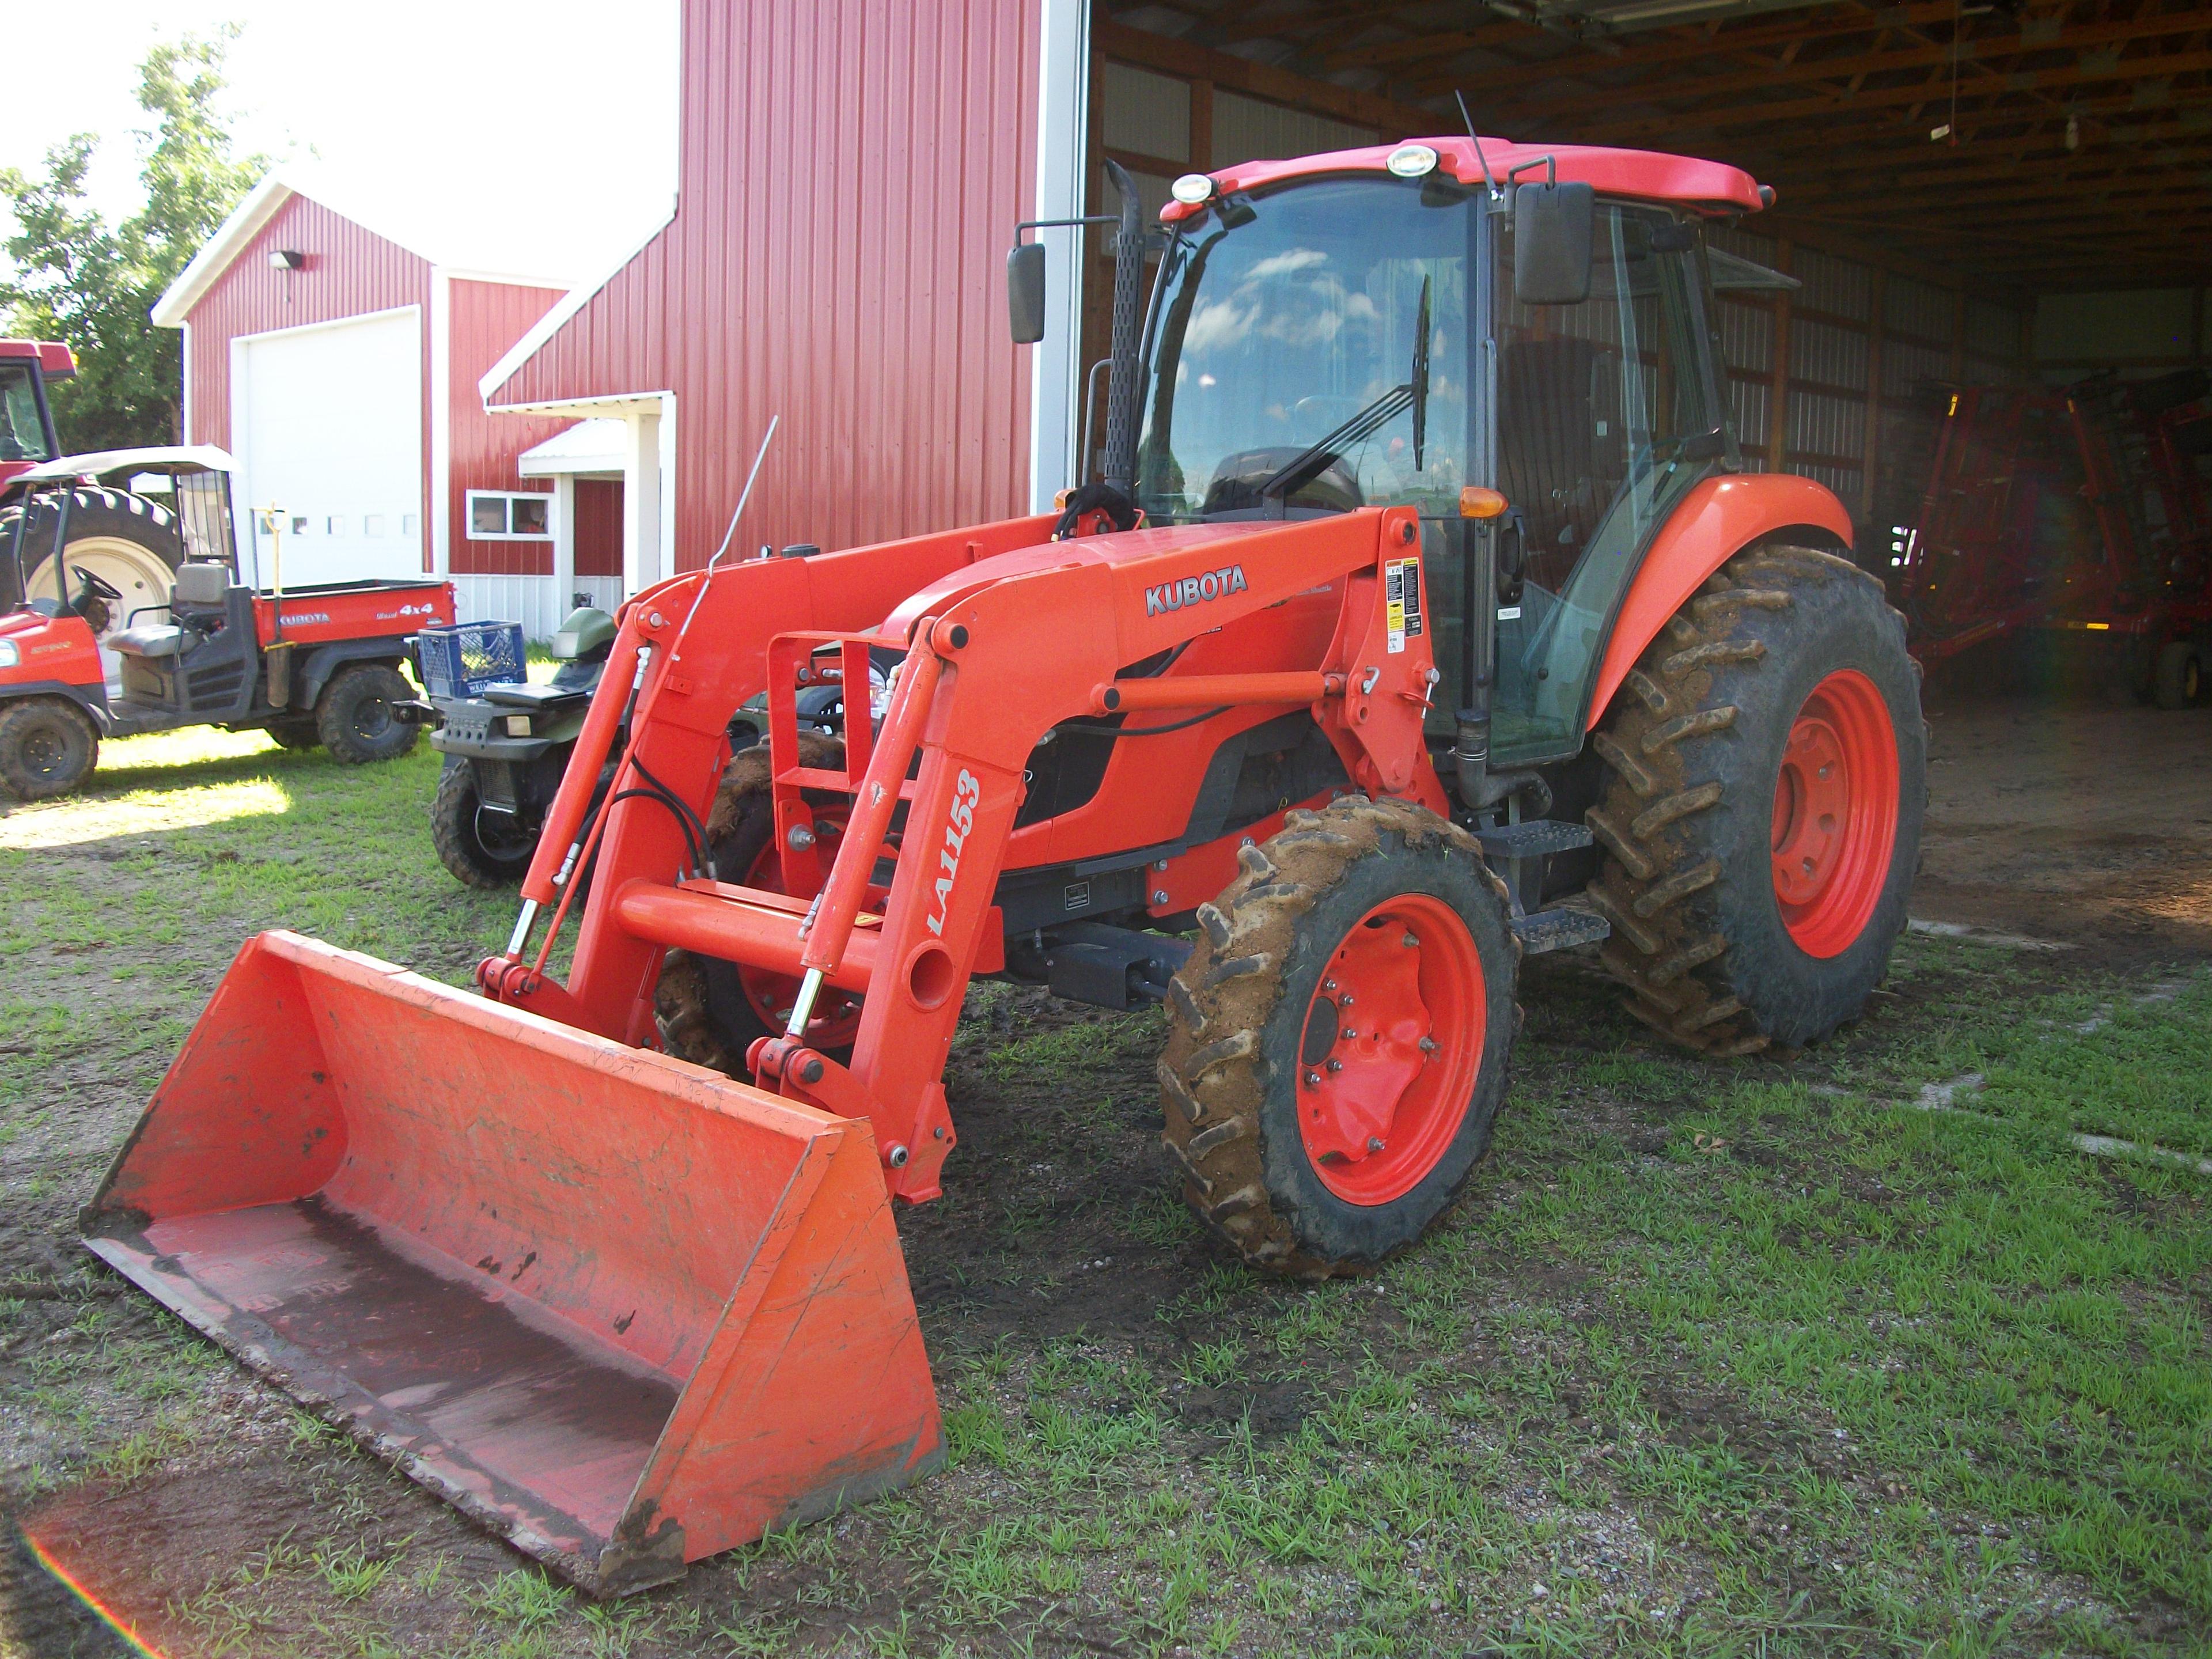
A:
1158 796 1520 1277
430 759 538 888
1586 544 1926 1055
657 733 854 1076
316 664 418 764
0 697 100 801
2154 640 2202 710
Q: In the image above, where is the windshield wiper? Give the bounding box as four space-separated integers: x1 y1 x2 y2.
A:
1261 275 1433 510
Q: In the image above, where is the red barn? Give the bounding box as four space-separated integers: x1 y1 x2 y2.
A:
479 1 2043 582
154 174 624 635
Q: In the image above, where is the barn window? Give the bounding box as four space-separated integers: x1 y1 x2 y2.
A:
467 490 555 540
364 514 387 537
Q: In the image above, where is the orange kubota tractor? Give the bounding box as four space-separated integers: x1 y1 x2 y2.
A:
85 137 1923 1593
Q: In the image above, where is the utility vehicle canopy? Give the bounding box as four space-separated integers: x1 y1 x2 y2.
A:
14 444 236 483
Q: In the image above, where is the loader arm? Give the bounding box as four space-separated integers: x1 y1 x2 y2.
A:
487 505 1441 1204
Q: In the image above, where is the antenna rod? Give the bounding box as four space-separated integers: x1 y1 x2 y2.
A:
1455 92 1501 200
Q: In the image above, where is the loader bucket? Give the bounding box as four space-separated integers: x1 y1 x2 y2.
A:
81 931 942 1596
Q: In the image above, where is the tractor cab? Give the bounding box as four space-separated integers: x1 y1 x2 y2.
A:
0 340 72 489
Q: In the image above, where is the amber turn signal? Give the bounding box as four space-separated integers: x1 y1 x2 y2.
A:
1459 487 1508 520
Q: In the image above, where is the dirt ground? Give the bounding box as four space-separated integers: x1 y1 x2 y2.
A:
1914 693 2212 960
1 702 2207 1657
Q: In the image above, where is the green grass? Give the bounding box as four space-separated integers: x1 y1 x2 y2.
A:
2 729 2209 1656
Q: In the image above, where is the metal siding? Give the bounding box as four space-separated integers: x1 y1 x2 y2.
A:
1883 275 1953 344
182 195 433 554
1884 339 1950 399
1790 318 1869 393
448 279 571 578
1791 248 1872 323
492 0 1040 571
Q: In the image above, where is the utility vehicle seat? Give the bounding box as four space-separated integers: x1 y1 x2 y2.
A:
111 563 232 658
169 562 232 608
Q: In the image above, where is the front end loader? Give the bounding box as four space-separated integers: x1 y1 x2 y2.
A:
86 136 1925 1592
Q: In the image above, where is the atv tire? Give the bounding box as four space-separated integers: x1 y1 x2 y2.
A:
1157 796 1520 1277
315 664 418 764
657 732 855 1077
1586 544 1925 1055
431 759 539 888
0 488 185 635
0 696 99 800
2154 640 2202 710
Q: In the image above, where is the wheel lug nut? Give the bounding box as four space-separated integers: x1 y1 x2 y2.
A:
1304 1070 1321 1086
1339 994 1354 1007
1326 1058 1343 1073
1342 1027 1358 1041
1368 1137 1385 1153
1419 1036 1438 1053
1403 933 1418 948
1323 978 1338 991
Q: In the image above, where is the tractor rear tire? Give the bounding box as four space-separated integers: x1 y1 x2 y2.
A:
2154 641 2202 710
1157 796 1520 1277
0 696 99 801
657 733 855 1077
1 488 185 638
1586 544 1925 1055
431 759 538 888
316 664 418 764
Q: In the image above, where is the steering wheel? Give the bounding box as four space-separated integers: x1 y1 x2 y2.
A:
74 566 123 601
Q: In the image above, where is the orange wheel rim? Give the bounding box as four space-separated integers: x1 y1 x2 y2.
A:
1294 893 1485 1206
1770 668 1899 959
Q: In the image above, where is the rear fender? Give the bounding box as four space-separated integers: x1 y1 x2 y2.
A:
299 638 409 711
1585 474 1854 729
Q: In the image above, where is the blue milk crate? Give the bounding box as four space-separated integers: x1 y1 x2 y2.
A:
416 621 527 699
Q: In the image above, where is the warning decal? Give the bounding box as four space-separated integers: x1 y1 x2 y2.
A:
1384 557 1423 655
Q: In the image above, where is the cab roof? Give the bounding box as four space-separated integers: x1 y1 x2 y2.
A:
0 340 76 379
1158 137 1767 224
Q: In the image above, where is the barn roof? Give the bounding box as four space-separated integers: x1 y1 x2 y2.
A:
151 169 582 329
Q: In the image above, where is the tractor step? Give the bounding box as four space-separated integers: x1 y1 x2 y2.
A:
1510 906 1611 955
1474 819 1596 859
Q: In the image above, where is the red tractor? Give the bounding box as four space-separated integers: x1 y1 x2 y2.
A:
86 137 1923 1592
0 448 454 797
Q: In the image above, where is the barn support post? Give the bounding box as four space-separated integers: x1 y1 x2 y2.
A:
622 407 663 595
552 474 577 613
1766 238 1794 475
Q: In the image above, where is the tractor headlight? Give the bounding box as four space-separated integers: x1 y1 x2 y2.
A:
504 714 532 737
1170 173 1215 205
0 640 17 668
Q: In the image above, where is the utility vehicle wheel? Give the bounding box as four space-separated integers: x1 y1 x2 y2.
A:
657 733 860 1077
1158 796 1520 1277
315 664 418 764
0 696 99 801
1586 544 1926 1055
3 488 185 643
266 719 320 751
430 759 537 888
2154 641 2202 710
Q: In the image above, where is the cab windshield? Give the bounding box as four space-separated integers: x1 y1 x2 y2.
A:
1134 173 1727 764
1135 175 1472 523
0 363 55 464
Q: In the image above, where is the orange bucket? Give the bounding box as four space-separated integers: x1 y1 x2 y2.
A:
82 931 941 1594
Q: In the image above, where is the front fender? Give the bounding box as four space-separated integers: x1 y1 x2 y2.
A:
1585 474 1854 729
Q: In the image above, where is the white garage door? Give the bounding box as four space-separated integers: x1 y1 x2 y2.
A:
234 308 424 588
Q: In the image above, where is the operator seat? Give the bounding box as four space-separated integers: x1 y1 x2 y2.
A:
109 562 230 659
1495 336 1624 593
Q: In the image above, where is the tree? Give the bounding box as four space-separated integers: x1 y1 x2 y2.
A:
0 31 264 450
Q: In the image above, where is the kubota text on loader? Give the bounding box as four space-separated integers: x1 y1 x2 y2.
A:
85 135 1924 1594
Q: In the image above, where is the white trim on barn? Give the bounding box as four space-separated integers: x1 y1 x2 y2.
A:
1028 0 1094 512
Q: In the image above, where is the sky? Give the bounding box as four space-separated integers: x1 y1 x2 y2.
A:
1 1 680 285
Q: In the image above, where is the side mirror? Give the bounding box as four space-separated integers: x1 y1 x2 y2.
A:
1007 241 1047 344
1513 181 1594 306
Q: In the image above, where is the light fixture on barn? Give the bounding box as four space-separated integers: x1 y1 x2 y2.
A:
267 249 304 270
2065 115 2081 151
